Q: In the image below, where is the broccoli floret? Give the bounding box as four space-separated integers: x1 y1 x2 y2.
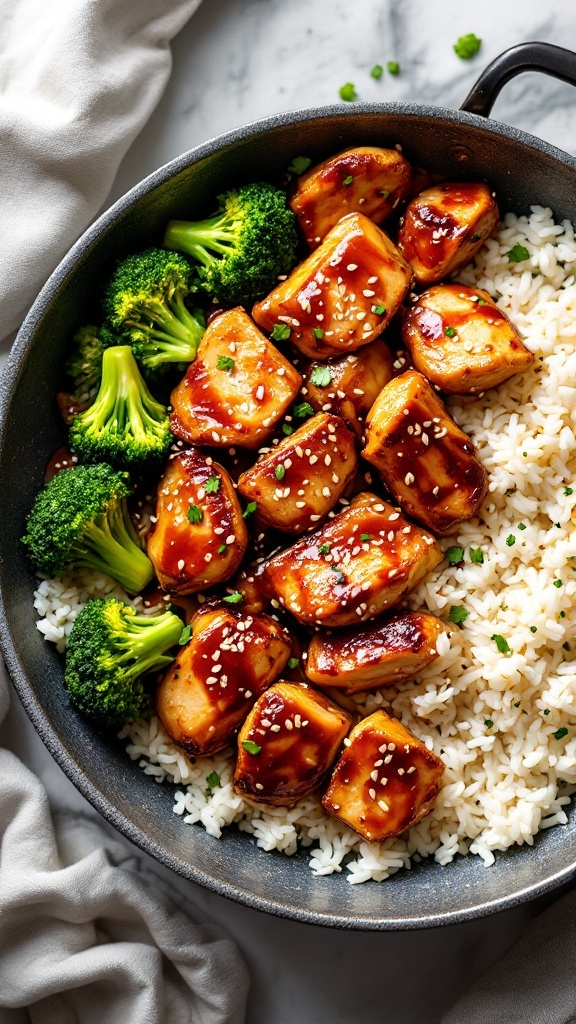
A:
103 248 205 373
22 463 153 594
163 182 298 306
65 324 119 398
65 597 182 729
69 346 173 473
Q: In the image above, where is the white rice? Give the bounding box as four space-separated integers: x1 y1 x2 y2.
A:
34 207 576 882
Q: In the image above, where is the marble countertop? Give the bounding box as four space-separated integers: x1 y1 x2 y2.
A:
4 1 576 1021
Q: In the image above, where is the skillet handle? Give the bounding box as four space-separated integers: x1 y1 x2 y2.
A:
461 41 576 117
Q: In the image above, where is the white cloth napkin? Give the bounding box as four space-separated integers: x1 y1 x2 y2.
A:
0 667 249 1024
0 0 250 1019
0 0 200 343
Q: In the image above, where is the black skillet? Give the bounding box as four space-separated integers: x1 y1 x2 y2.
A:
1 42 575 929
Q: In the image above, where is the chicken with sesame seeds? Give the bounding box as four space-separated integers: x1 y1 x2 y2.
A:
306 612 448 694
233 681 352 806
397 181 499 286
156 606 291 756
301 340 393 434
262 492 443 628
170 307 302 449
402 283 534 394
147 449 248 593
290 146 412 249
252 212 412 360
363 370 488 535
237 412 358 534
322 710 445 841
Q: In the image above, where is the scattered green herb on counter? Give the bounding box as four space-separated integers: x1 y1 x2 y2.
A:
178 624 192 645
274 464 286 481
446 545 464 565
339 82 357 102
506 243 530 263
310 365 332 387
241 740 262 755
205 475 220 494
223 592 244 605
187 505 203 524
449 605 469 625
387 61 400 75
370 64 383 79
453 33 482 60
492 634 510 654
470 547 484 564
216 355 235 372
288 155 312 175
271 323 291 342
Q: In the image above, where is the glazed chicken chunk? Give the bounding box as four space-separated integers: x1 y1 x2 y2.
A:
322 710 445 841
402 283 534 394
170 306 302 448
147 449 248 593
156 606 291 756
233 681 352 806
301 340 393 433
363 370 488 535
306 612 448 693
290 146 412 249
263 492 442 627
237 412 358 534
252 212 412 360
397 182 499 285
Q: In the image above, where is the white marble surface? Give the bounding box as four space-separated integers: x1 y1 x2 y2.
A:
4 1 576 1021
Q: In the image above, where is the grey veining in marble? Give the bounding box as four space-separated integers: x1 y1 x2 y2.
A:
3 1 576 1021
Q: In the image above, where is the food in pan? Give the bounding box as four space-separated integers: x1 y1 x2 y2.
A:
27 144 575 883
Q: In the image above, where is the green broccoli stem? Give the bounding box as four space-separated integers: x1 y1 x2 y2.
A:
164 215 239 266
86 346 167 442
74 503 153 594
116 610 183 679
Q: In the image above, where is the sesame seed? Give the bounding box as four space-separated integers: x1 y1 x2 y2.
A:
322 486 331 497
384 754 392 764
378 799 389 812
347 263 358 271
255 783 264 791
370 770 378 781
404 472 415 485
368 276 377 284
344 737 352 747
177 559 185 571
270 724 281 732
363 289 375 297
204 553 212 563
407 765 416 773
285 719 294 730
368 787 376 800
398 768 405 775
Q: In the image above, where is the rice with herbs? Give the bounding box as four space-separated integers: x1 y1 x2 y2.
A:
34 207 576 883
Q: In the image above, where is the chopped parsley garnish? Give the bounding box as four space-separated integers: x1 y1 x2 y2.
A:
371 63 383 79
554 727 568 740
271 323 291 342
446 545 464 565
449 605 469 625
506 243 530 263
378 189 390 198
518 523 526 531
339 82 357 102
287 657 300 669
310 365 332 387
444 326 457 337
553 579 563 588
187 505 203 524
343 175 354 185
313 328 325 341
205 475 220 494
216 355 235 372
243 502 257 518
293 401 315 419
288 155 312 175
484 719 494 729
514 700 521 708
223 591 244 605
476 296 489 305
530 626 538 633
453 33 482 59
491 634 510 654
360 533 371 542
564 486 574 496
387 60 400 75
372 304 386 315
241 740 261 755
506 534 515 547
318 543 331 555
217 543 228 555
274 464 286 481
543 709 550 715
560 611 566 618
522 452 528 457
178 624 192 645
282 423 293 436
331 567 346 585
469 547 484 564
206 771 221 791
